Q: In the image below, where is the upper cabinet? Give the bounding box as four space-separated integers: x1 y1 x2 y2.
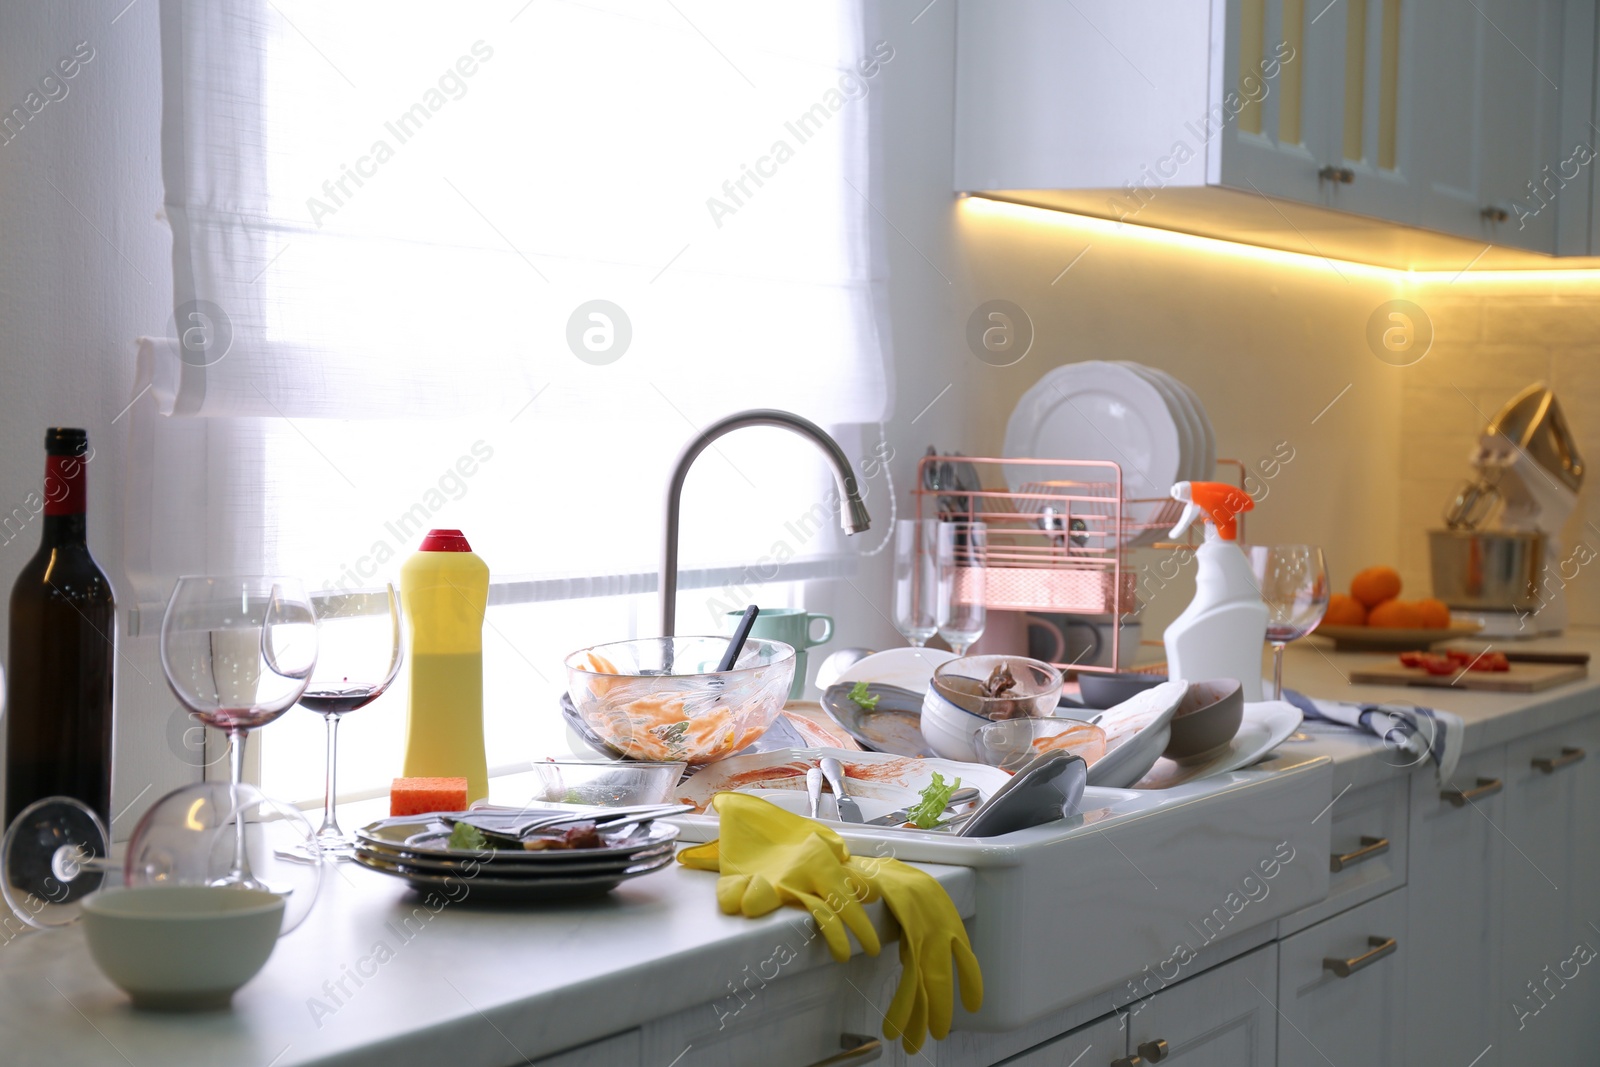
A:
953 0 1598 266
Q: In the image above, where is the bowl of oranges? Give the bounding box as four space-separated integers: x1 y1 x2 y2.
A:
1313 566 1482 651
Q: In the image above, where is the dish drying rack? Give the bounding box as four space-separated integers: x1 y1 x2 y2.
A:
912 455 1247 675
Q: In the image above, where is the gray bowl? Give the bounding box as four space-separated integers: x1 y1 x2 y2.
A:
1076 671 1168 711
1163 679 1245 761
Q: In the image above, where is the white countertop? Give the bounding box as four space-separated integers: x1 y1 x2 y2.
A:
5 627 1597 1065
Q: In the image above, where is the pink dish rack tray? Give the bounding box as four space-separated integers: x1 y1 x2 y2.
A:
911 454 1247 675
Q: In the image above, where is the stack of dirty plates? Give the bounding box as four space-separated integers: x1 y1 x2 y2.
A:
354 814 679 901
1003 361 1217 547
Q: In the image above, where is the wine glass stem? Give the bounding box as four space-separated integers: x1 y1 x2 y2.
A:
227 727 252 882
1272 642 1287 701
319 712 342 839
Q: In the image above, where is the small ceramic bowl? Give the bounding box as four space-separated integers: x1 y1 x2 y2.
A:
975 717 1108 773
82 886 284 1011
1076 671 1169 710
920 686 991 762
931 655 1063 720
1163 679 1245 761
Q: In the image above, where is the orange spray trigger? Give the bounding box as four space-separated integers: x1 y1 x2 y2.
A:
1169 481 1254 541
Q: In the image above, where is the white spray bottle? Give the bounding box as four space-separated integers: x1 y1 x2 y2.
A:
1162 481 1267 702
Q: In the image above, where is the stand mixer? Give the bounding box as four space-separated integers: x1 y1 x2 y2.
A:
1431 383 1585 637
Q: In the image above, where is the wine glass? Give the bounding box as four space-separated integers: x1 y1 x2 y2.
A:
297 585 403 858
160 576 318 888
1 783 322 932
893 519 939 646
1247 545 1330 700
936 521 988 655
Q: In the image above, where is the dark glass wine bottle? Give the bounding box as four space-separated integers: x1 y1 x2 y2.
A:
5 428 115 826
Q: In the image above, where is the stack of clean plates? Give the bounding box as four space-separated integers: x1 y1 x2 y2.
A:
1003 361 1217 547
354 815 679 901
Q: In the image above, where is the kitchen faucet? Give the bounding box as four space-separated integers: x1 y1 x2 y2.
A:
660 408 871 637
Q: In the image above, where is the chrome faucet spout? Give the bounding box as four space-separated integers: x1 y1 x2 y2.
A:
660 409 871 637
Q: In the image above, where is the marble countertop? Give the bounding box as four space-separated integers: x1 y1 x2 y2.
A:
5 627 1597 1066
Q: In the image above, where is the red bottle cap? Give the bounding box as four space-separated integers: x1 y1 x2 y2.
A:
418 529 472 552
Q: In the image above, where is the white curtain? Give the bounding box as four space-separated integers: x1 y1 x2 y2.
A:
137 0 893 802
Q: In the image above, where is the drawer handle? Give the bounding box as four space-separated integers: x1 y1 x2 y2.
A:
1324 936 1397 978
1441 777 1503 807
805 1034 882 1066
1481 205 1510 223
1318 165 1356 183
1330 835 1390 872
1532 747 1586 774
1111 1039 1169 1066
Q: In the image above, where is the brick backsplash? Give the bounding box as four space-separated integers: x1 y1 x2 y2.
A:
1400 282 1600 628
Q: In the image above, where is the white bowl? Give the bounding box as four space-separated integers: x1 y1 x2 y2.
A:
920 687 992 762
82 886 284 1010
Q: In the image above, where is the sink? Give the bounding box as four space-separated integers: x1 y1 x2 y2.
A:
674 752 1333 1030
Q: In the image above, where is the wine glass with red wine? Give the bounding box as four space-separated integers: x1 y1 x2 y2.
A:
296 585 403 858
160 576 318 887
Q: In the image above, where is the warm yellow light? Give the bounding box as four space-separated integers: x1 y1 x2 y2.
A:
959 194 1600 288
185 796 207 831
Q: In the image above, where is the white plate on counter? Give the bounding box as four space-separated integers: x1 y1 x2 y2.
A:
832 647 956 696
1132 701 1304 789
1080 680 1189 788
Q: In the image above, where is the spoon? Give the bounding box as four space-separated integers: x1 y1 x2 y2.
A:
719 605 761 672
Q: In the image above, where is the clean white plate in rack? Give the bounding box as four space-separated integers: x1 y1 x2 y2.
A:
1003 362 1184 546
1116 362 1202 483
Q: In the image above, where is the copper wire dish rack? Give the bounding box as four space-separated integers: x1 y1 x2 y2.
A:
912 455 1246 675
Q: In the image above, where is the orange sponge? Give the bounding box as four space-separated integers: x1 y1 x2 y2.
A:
390 776 469 817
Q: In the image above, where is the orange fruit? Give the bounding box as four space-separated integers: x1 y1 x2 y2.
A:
1416 597 1451 629
1368 599 1425 629
1324 593 1368 626
1350 566 1403 608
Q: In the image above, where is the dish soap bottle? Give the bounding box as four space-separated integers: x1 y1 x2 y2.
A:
400 529 490 803
1162 482 1267 702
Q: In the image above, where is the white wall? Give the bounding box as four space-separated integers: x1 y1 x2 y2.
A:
0 2 179 823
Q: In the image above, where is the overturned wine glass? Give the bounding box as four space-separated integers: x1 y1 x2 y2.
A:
0 782 322 933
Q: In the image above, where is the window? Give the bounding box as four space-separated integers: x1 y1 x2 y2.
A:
143 0 893 804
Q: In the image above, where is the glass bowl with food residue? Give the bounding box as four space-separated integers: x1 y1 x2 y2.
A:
975 717 1106 773
564 637 796 764
931 655 1063 721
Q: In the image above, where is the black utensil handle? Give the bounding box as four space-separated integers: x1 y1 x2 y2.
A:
719 604 761 672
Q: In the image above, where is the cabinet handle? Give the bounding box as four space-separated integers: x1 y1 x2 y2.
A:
1329 835 1390 872
804 1035 882 1066
1111 1056 1145 1067
1532 747 1586 774
1324 936 1397 978
1137 1039 1170 1061
1481 205 1510 223
1317 165 1356 183
1441 777 1502 807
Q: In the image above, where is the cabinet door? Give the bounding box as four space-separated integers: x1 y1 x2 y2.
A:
1123 944 1277 1065
1322 0 1419 223
1216 0 1341 206
1410 0 1568 252
1277 888 1406 1066
1499 713 1600 1062
993 1014 1126 1067
1405 745 1507 1066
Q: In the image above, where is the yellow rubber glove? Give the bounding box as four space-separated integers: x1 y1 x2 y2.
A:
847 853 984 1055
677 792 881 962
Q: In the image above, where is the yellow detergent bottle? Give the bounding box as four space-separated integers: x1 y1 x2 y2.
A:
400 528 490 803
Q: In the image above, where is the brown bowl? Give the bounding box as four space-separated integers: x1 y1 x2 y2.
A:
1163 679 1244 761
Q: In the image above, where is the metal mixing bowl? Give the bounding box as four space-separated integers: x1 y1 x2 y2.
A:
1428 529 1543 611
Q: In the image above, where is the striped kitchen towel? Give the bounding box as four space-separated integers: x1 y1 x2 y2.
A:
1283 690 1464 784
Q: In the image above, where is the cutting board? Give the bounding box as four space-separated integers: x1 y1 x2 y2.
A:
1348 661 1588 692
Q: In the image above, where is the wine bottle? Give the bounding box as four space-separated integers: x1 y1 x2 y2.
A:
5 428 115 826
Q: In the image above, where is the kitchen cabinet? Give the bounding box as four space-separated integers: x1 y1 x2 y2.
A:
531 1031 641 1066
1404 744 1508 1065
953 0 1597 263
991 1014 1126 1066
1278 772 1408 936
1121 943 1278 1065
1498 713 1600 1061
1276 888 1407 1066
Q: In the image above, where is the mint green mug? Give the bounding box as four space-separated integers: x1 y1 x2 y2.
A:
724 607 834 700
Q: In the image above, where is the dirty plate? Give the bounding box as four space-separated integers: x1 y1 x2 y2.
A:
819 682 935 757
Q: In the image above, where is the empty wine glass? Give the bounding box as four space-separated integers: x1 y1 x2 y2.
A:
1247 545 1330 700
160 576 317 888
0 783 321 932
936 521 987 655
297 585 403 858
893 519 939 646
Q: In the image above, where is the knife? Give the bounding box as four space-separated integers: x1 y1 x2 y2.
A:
863 786 981 827
818 757 863 823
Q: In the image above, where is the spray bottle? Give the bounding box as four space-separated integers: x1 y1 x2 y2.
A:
1162 482 1267 702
